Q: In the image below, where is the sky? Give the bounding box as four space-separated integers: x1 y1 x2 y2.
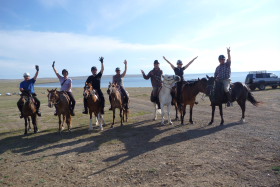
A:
0 0 279 79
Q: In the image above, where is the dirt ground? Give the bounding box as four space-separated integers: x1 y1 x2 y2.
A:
0 85 279 187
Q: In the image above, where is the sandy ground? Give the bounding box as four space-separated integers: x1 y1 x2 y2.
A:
0 85 279 187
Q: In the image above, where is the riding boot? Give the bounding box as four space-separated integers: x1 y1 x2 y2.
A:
17 101 24 118
70 107 75 116
156 97 161 109
36 107 41 117
226 92 232 107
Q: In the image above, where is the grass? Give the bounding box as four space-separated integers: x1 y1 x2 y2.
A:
272 166 280 174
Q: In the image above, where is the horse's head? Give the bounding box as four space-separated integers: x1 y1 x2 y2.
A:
196 77 208 94
84 83 97 99
162 74 181 86
108 83 119 96
47 88 59 108
205 75 215 96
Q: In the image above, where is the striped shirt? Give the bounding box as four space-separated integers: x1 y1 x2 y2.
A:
214 60 231 80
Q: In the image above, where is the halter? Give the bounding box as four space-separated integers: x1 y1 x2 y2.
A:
49 91 60 105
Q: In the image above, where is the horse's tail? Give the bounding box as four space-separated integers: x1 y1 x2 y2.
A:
246 87 260 106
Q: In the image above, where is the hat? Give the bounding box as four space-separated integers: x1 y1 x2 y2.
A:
154 60 159 64
23 72 30 77
177 60 183 65
115 67 120 71
91 66 97 71
62 69 68 74
218 55 226 60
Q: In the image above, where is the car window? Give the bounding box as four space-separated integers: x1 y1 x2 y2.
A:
256 74 263 78
270 74 278 78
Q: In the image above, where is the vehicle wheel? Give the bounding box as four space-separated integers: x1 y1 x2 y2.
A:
272 85 277 89
258 84 266 90
249 85 256 91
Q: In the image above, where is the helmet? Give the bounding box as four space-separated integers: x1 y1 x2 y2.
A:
23 72 30 77
218 55 226 60
91 66 97 71
177 60 183 65
154 60 159 64
62 69 68 74
115 67 120 71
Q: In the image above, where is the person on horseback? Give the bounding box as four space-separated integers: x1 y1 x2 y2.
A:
214 47 232 107
163 56 198 107
110 60 129 110
83 57 105 114
52 61 76 116
141 60 163 109
17 65 41 118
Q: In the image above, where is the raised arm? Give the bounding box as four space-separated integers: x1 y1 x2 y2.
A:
163 56 175 70
226 47 231 66
33 65 39 80
141 70 151 80
99 56 104 74
52 61 62 79
183 56 198 69
121 60 127 77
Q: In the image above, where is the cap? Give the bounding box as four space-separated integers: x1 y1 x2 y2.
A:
115 67 120 71
218 55 226 60
23 72 30 77
154 60 159 64
177 60 183 65
62 69 68 74
91 66 97 71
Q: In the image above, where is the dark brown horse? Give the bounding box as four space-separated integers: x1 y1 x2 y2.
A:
205 75 259 125
84 83 105 131
177 78 208 125
20 91 39 135
47 89 72 134
107 82 128 128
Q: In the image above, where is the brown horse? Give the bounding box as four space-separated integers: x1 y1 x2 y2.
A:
47 89 72 134
84 83 105 131
21 91 39 135
178 78 208 125
107 82 128 128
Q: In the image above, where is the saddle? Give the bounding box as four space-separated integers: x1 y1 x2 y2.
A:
21 91 36 104
211 81 232 103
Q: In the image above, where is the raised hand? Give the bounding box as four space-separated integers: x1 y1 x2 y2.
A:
99 56 104 63
124 60 127 65
141 70 144 74
52 61 55 68
35 65 39 71
227 47 231 54
163 56 166 60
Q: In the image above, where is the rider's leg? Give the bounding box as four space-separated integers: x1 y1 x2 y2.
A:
120 86 129 109
153 87 161 109
67 92 76 116
97 89 105 114
109 95 112 110
32 94 41 116
223 79 232 107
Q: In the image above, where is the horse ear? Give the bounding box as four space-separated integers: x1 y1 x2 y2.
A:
206 75 209 79
54 88 57 91
198 78 200 81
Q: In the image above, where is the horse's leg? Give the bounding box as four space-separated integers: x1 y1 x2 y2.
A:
27 116 31 131
161 104 165 125
208 105 215 125
189 104 194 124
238 100 246 123
98 113 103 131
62 115 65 130
219 104 224 126
153 103 157 120
175 104 179 121
66 114 71 132
58 115 62 133
95 116 99 126
101 115 106 126
89 112 93 130
32 115 38 133
24 117 28 135
120 108 123 126
180 104 186 125
111 108 115 128
167 104 173 125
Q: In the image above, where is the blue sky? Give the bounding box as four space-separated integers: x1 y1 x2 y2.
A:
0 0 279 79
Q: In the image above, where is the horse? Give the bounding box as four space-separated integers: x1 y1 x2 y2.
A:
20 91 39 135
205 75 260 125
107 82 129 128
83 83 105 131
47 89 72 134
178 78 208 125
154 75 180 125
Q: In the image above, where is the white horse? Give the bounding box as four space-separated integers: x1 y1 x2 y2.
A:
154 74 181 125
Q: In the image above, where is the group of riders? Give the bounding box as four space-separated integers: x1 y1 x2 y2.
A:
17 47 232 118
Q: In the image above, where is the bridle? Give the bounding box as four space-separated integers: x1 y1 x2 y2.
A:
163 75 176 90
48 91 60 105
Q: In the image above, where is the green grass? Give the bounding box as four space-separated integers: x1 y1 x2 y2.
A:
272 166 280 174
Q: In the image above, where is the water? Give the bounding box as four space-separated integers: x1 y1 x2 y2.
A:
36 71 280 88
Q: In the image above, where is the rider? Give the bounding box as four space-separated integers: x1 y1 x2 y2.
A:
141 60 163 109
52 61 76 116
83 57 105 114
110 60 129 109
17 65 41 118
163 56 198 106
214 47 232 107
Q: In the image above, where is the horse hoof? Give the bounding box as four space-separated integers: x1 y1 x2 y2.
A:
220 123 224 126
100 127 104 131
189 121 194 125
28 128 32 131
240 118 245 123
208 122 213 126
